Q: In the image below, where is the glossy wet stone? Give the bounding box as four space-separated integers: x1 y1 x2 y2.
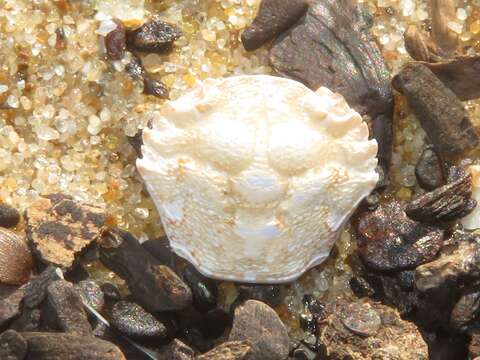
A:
99 227 192 312
415 146 446 190
183 265 217 312
406 168 476 223
126 18 182 53
0 330 28 360
109 301 168 341
357 201 444 271
74 280 104 312
229 300 289 360
241 0 309 51
100 283 121 301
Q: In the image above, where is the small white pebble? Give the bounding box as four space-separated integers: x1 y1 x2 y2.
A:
0 84 8 94
96 19 117 36
457 8 468 21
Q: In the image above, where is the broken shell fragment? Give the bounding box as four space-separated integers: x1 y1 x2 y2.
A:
461 165 480 230
0 228 33 285
137 75 378 283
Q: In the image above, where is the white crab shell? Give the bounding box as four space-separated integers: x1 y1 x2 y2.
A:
137 75 378 283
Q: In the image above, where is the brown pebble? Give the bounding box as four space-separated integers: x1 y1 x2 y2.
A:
126 18 182 53
392 63 479 159
20 332 126 360
0 330 28 360
158 339 194 360
415 234 480 292
431 0 458 56
229 300 289 360
0 229 33 286
357 201 444 271
241 0 309 51
105 20 126 60
197 341 252 360
406 168 476 223
143 76 169 99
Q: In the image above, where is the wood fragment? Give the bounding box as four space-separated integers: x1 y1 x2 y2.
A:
392 63 479 159
421 56 480 101
431 0 458 56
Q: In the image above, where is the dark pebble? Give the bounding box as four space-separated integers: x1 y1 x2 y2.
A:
126 19 182 53
357 201 444 271
143 76 169 99
406 167 476 223
75 280 104 312
450 286 480 332
0 203 20 228
141 237 176 269
127 129 143 158
292 343 318 360
100 283 121 301
125 57 144 79
109 300 168 341
299 312 316 334
44 279 92 336
241 0 309 51
0 286 24 330
349 276 375 298
0 329 28 360
9 309 41 332
415 146 446 190
236 284 283 307
229 300 289 360
183 265 217 312
105 20 126 60
302 295 325 320
197 341 252 360
23 266 61 309
99 227 192 312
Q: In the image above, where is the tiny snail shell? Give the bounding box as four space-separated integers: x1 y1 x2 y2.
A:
0 228 33 285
